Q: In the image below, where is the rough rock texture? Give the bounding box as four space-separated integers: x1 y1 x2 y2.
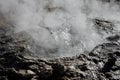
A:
0 26 120 80
93 18 115 34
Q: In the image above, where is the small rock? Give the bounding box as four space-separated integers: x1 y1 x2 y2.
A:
67 65 76 71
102 57 117 73
18 69 26 75
27 70 35 75
52 63 65 76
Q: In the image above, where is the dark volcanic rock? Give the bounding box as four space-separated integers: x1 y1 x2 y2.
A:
102 56 117 73
106 35 120 42
93 18 115 34
0 26 120 80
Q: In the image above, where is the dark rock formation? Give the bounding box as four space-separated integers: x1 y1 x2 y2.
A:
93 18 115 34
0 16 120 80
0 27 120 80
106 35 120 42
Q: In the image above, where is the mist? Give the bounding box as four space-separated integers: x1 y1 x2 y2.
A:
0 0 120 58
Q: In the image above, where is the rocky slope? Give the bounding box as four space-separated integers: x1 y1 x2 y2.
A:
0 25 120 80
0 0 120 80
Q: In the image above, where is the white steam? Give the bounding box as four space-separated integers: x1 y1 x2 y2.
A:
0 0 120 57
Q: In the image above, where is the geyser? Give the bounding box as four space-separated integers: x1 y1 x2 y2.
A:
0 0 120 58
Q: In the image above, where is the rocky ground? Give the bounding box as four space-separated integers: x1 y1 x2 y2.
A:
0 24 120 80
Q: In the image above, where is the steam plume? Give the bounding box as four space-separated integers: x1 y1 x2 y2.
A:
0 0 120 57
